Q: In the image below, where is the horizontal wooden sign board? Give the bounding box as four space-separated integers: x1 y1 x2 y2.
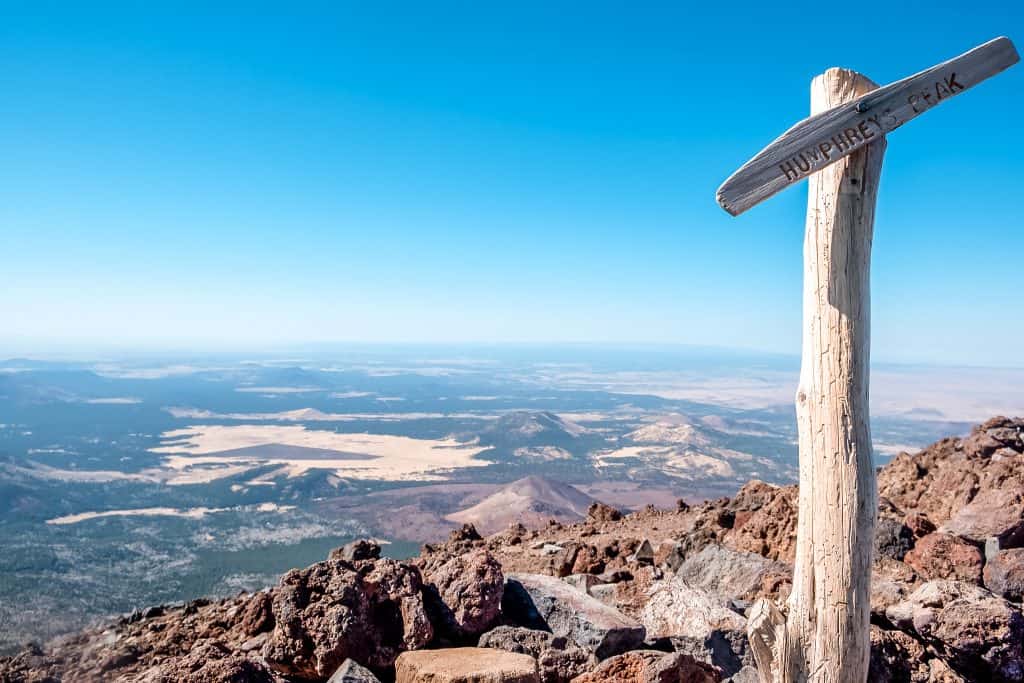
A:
717 37 1019 216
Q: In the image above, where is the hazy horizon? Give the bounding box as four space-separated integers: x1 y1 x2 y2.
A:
2 341 1023 372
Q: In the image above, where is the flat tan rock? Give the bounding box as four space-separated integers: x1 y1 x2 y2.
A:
569 649 718 683
395 648 539 683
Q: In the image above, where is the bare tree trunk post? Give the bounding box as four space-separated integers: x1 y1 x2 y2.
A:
748 68 884 683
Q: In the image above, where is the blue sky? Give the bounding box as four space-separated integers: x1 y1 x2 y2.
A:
1 1 1021 365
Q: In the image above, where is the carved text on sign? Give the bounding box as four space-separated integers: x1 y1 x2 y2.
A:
776 71 967 182
778 114 888 180
716 37 1019 215
908 72 965 113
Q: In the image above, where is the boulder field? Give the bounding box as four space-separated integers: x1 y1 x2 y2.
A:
1 417 1023 682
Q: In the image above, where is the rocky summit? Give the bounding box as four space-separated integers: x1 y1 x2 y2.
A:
2 417 1023 683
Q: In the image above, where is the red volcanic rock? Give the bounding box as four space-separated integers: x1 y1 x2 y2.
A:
878 418 1024 527
962 417 1024 457
552 542 585 577
904 533 983 584
878 445 975 525
984 549 1024 603
904 513 937 539
418 548 504 637
262 557 433 679
720 481 798 562
238 591 275 637
0 643 62 683
886 580 1024 681
587 502 622 523
137 641 282 683
570 545 606 575
868 626 928 683
868 625 969 682
569 649 719 683
449 524 484 543
941 488 1024 547
331 539 383 563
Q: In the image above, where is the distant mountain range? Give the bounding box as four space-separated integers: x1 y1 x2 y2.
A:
465 411 589 447
625 419 712 447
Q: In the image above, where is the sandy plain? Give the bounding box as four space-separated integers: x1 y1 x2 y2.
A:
151 424 491 481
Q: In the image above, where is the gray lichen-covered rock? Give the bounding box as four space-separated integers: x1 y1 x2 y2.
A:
653 540 685 572
328 658 382 683
875 517 915 561
395 647 539 683
676 545 792 602
479 626 594 683
640 576 746 640
479 626 564 657
885 580 1024 681
985 549 1024 603
726 666 760 683
503 573 645 659
631 540 655 565
941 489 1024 547
871 557 918 616
671 628 753 680
537 647 597 683
563 574 603 595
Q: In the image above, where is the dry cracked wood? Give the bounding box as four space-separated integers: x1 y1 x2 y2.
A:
748 67 883 683
717 36 1018 215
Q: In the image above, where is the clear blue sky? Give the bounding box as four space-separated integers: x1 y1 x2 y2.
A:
1 1 1021 365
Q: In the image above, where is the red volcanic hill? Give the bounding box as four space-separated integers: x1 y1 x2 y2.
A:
445 475 597 535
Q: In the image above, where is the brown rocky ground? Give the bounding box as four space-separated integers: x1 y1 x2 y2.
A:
2 417 1023 682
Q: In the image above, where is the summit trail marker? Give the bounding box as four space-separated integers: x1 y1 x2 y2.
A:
717 37 1018 216
716 38 1018 683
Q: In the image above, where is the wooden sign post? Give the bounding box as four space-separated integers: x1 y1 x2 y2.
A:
716 38 1018 683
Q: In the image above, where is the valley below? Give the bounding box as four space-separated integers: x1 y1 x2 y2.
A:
0 347 1019 653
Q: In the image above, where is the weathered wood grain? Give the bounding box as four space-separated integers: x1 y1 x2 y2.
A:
717 36 1018 215
748 68 883 683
